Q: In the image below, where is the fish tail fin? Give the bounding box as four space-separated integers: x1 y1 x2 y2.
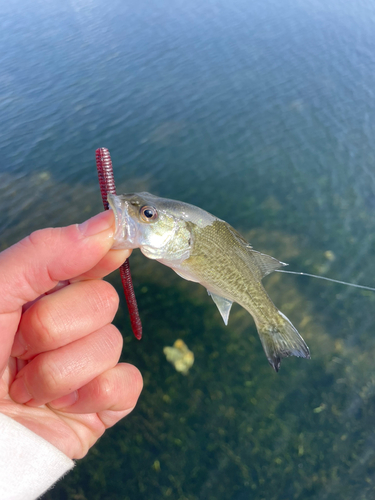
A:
255 311 310 372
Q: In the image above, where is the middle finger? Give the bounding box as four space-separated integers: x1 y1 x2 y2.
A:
12 279 119 360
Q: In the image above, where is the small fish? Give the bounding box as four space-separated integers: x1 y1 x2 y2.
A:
108 192 310 372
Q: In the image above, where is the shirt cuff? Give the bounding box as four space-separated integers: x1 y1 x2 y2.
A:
0 412 74 500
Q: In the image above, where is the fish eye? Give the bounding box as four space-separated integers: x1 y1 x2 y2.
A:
140 205 158 221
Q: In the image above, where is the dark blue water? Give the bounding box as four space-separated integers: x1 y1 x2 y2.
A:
2 0 375 498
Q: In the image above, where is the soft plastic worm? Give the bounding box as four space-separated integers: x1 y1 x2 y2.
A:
95 147 143 340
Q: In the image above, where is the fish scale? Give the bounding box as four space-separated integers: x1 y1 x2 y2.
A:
183 222 287 326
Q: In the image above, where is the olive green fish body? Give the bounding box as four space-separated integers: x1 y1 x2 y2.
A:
109 193 310 371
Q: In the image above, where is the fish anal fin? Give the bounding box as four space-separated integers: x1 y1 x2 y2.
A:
250 250 287 280
207 291 233 325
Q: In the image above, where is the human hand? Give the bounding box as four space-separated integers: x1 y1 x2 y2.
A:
0 211 143 459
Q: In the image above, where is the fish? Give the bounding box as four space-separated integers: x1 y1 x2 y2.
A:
108 192 310 372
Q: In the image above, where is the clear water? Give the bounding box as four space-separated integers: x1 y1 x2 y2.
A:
2 0 375 498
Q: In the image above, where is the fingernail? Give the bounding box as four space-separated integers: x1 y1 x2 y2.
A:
78 211 114 238
49 391 78 409
10 377 32 404
11 333 27 358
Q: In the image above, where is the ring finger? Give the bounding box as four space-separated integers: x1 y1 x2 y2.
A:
48 363 143 415
10 324 123 406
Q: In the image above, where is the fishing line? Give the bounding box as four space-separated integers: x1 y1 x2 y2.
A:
275 269 375 292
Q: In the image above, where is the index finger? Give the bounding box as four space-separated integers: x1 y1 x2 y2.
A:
71 248 131 282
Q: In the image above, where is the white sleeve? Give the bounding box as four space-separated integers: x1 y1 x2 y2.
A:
0 412 74 500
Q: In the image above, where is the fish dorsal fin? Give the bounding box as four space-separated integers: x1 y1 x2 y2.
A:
250 250 287 280
226 224 253 248
225 224 287 280
207 291 233 325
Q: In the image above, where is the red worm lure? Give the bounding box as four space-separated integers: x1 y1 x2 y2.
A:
95 147 143 340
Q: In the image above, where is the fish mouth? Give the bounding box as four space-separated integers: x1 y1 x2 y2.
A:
107 194 137 249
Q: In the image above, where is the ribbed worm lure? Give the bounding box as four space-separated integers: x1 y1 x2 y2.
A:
95 148 142 340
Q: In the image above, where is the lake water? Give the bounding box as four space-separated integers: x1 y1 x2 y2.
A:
2 0 375 498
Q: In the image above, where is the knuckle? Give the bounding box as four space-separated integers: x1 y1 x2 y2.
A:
27 227 58 249
97 374 113 406
86 280 119 318
34 356 64 398
126 364 144 396
28 300 57 349
100 324 123 359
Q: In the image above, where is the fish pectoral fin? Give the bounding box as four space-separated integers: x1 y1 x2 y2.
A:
174 268 200 283
207 291 233 325
249 250 287 280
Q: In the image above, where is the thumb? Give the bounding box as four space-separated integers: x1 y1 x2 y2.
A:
0 210 116 373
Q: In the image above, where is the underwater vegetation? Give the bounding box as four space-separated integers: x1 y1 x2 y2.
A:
43 225 375 500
